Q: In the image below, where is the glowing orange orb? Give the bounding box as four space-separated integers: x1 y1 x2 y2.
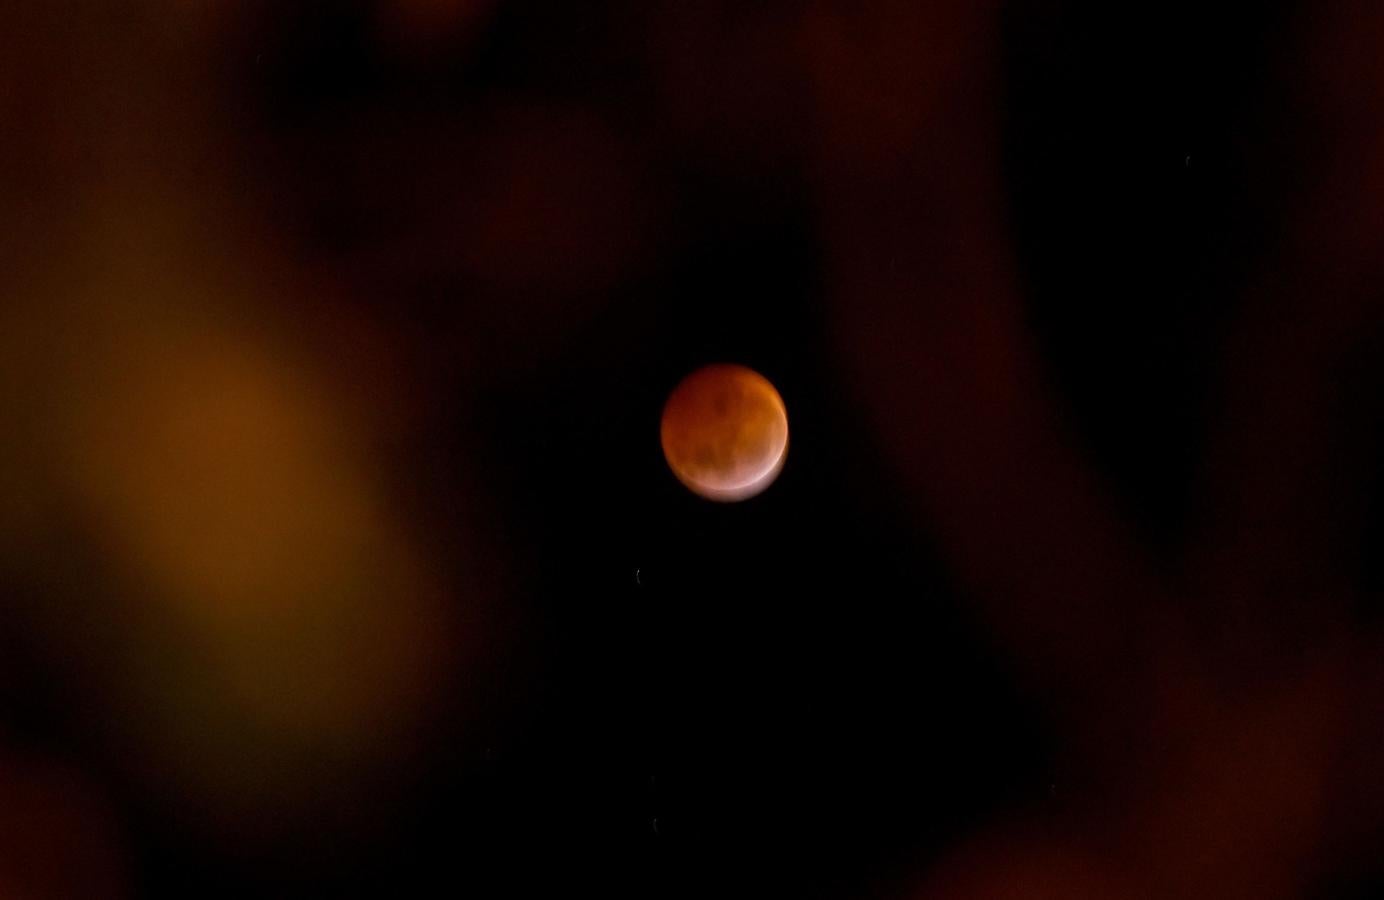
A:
660 364 788 502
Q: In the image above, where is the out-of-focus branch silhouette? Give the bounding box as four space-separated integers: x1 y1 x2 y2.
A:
3 2 1384 897
803 1 1384 896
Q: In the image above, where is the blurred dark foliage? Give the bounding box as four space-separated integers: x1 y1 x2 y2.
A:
4 1 1384 897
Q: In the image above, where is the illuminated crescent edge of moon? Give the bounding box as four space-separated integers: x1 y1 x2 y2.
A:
668 412 790 502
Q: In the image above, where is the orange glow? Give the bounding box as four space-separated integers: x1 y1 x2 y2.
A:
661 364 788 502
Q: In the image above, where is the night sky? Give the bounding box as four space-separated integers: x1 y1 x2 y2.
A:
5 2 1384 898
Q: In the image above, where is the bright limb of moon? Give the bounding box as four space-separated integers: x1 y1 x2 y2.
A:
660 364 789 502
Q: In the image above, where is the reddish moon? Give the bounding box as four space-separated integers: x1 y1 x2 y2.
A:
660 364 789 502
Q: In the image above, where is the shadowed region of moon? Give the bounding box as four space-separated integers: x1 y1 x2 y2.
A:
660 364 788 502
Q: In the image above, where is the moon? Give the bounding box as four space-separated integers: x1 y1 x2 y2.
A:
660 364 788 502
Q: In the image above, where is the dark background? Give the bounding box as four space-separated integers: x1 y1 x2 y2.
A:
5 2 1384 898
